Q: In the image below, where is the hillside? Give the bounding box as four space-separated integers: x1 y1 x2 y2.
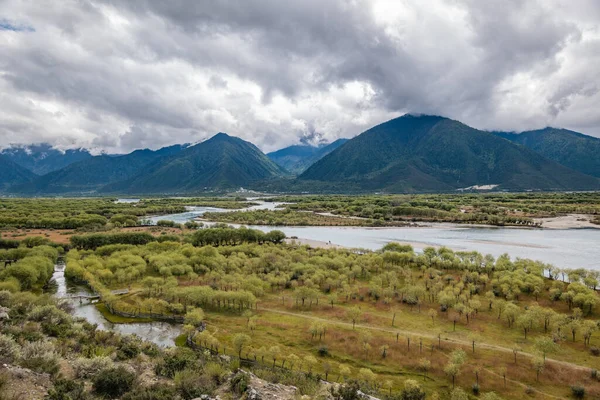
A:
267 138 348 174
0 143 92 175
103 133 287 194
11 145 185 194
493 128 600 178
0 155 37 190
299 114 600 192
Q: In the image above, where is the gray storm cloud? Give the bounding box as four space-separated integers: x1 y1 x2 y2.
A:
0 0 599 154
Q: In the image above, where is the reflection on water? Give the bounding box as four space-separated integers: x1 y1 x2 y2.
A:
52 264 180 347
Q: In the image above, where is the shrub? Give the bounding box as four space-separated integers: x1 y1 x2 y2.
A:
401 379 426 400
330 380 362 400
450 388 469 400
20 340 60 375
73 356 114 379
155 348 196 378
590 347 600 356
174 369 215 400
122 384 178 400
525 386 534 395
93 366 136 399
204 362 227 385
0 334 21 364
571 384 585 399
230 372 250 395
318 346 329 357
117 336 142 360
46 378 87 400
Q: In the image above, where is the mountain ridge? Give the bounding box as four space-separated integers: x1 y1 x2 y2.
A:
0 154 38 190
492 128 600 178
102 133 287 194
0 143 93 175
11 145 186 194
298 114 600 192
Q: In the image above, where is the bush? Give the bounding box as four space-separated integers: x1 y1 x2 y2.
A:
20 340 60 375
400 379 426 400
318 346 329 357
122 384 178 400
590 347 600 356
330 380 362 400
93 366 136 399
525 386 534 395
73 356 114 379
204 362 227 385
155 348 196 378
117 336 142 360
230 372 250 395
0 334 21 364
174 369 215 400
46 378 88 400
571 384 585 399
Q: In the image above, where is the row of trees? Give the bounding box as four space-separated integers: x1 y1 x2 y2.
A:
191 226 285 246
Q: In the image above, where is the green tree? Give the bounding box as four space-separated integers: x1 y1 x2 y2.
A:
534 336 558 362
233 333 251 359
347 306 362 329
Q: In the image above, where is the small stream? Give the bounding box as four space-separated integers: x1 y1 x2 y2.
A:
52 263 181 347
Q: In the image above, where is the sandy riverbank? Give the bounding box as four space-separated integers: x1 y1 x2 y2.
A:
285 238 346 249
285 237 455 251
534 214 600 229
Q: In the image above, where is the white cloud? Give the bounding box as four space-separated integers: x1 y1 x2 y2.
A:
0 0 599 154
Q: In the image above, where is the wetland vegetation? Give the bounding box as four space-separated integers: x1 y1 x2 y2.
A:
0 195 599 399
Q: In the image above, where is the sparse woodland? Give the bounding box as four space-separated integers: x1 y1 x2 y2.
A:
1 195 600 398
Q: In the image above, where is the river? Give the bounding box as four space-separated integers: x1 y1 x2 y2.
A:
52 263 181 347
148 202 600 270
54 200 599 347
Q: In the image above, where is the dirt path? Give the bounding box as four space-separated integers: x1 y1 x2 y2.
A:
259 307 592 373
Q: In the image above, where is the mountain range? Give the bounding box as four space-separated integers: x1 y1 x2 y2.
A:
0 155 37 189
299 115 599 192
493 128 600 178
0 144 93 175
12 145 186 194
1 115 599 194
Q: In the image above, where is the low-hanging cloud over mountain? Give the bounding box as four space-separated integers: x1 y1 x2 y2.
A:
1 0 599 154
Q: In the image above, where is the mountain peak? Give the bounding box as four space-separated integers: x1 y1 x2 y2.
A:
401 113 447 120
212 132 232 140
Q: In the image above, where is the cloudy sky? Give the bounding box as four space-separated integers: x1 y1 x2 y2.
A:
1 0 599 154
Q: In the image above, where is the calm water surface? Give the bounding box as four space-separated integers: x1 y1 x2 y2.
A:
53 264 181 347
148 201 600 270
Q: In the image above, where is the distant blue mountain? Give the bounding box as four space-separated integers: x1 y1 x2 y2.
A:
267 138 348 174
